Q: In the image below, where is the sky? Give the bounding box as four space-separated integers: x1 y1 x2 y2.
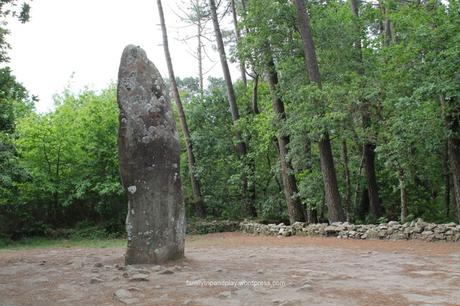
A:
7 0 235 113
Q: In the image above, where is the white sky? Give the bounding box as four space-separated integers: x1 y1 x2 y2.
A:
7 0 237 113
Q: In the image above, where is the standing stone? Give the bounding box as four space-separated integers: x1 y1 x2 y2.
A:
117 45 185 264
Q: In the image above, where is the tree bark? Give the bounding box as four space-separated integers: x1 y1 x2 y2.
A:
341 140 351 221
158 0 205 216
252 74 260 114
379 0 394 47
349 0 383 218
440 95 460 223
293 0 345 222
304 136 315 223
266 59 306 224
230 0 247 87
449 127 460 223
209 0 256 216
363 139 382 217
444 142 450 217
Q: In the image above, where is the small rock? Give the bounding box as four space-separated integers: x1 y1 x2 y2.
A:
39 261 46 266
154 285 162 289
296 280 313 291
297 283 313 291
91 268 99 273
158 269 174 275
127 287 142 292
90 277 103 284
94 262 104 268
257 269 264 274
114 289 132 298
217 291 232 299
215 268 223 272
129 274 149 282
114 289 137 305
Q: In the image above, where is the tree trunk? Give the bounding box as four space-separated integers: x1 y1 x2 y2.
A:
252 74 260 114
440 95 460 223
305 136 315 223
230 0 247 87
209 0 256 216
444 142 450 217
449 139 460 223
357 187 370 220
349 0 383 218
318 135 346 222
341 140 351 221
399 169 408 223
266 59 306 224
446 117 460 223
293 0 345 222
363 139 382 218
379 1 394 47
241 0 247 12
158 0 205 216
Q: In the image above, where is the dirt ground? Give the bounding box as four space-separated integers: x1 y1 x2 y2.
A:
1 232 459 306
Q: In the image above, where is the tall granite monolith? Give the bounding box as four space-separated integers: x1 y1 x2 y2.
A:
117 45 185 265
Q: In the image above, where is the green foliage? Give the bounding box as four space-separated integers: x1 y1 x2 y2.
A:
0 0 31 63
1 87 126 238
1 0 460 239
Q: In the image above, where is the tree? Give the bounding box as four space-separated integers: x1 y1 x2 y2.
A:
208 0 256 216
157 0 206 217
349 0 383 219
230 0 247 87
176 0 211 95
0 0 30 63
266 57 306 223
0 67 33 209
293 0 345 222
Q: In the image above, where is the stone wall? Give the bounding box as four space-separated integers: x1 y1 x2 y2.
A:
240 219 460 242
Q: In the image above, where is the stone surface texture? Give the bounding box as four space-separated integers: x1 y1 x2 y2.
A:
117 44 185 264
240 219 460 242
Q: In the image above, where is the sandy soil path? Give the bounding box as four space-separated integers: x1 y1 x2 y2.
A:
0 232 459 306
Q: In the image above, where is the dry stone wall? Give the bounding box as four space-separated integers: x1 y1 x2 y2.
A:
240 219 460 242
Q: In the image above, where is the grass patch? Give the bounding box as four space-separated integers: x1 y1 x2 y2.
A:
0 237 126 251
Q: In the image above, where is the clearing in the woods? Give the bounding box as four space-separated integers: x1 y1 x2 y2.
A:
1 232 459 306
